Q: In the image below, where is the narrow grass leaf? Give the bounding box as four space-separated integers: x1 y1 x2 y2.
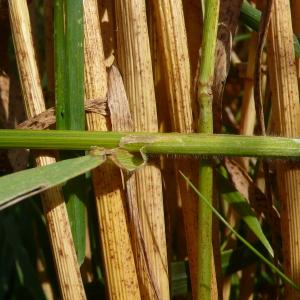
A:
240 1 300 58
55 0 85 130
0 154 105 210
218 171 274 257
54 0 86 264
180 171 300 292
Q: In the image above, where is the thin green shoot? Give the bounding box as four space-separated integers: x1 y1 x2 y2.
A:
180 171 300 292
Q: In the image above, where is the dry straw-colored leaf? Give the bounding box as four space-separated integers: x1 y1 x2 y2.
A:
213 0 242 132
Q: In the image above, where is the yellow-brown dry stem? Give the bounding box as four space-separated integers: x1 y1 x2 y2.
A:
8 1 86 299
115 0 169 298
83 1 140 299
291 0 300 84
268 0 300 298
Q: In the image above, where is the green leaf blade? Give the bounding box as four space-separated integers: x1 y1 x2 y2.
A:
0 155 105 210
240 1 300 58
54 0 85 263
218 171 274 257
180 171 300 293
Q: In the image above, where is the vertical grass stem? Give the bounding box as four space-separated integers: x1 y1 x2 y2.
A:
197 0 220 299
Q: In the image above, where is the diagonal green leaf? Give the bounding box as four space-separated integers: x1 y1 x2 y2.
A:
0 154 105 211
180 171 300 293
240 1 300 58
218 168 274 258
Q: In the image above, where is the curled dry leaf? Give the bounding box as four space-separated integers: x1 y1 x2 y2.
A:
224 157 280 233
17 98 107 130
107 63 164 300
213 0 242 132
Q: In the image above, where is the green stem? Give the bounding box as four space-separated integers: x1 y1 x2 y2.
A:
197 0 219 298
1 130 300 158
